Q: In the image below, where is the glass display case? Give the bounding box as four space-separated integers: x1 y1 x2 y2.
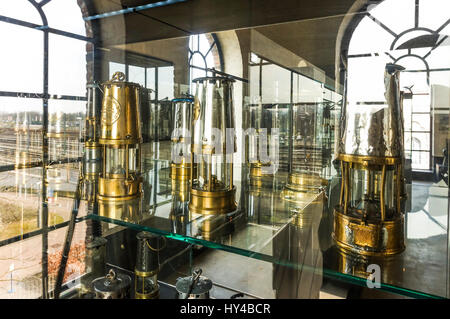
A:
0 0 449 300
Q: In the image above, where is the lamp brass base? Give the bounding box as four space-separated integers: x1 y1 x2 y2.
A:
189 187 236 215
135 284 160 299
249 163 274 177
249 166 274 187
333 208 405 257
282 173 326 202
289 192 324 229
192 214 230 241
97 196 142 221
249 176 276 189
135 290 159 299
98 176 142 200
335 245 402 284
170 162 191 182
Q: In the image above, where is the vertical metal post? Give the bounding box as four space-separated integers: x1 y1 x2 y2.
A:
380 164 386 221
103 145 106 176
152 68 159 207
396 163 402 214
289 71 294 174
447 137 450 297
53 173 82 299
207 154 212 191
125 144 129 180
339 159 344 206
344 162 349 214
41 27 49 300
229 159 233 190
138 145 141 174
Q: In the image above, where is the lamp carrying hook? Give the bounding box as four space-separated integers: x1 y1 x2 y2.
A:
145 237 167 252
112 71 125 82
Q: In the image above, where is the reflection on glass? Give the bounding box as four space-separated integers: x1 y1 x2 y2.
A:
0 22 43 93
43 0 86 36
190 77 236 215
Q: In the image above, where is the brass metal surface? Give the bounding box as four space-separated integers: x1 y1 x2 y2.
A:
171 179 190 202
98 72 143 201
98 176 142 199
334 247 401 285
288 172 328 188
337 154 401 167
99 72 142 145
249 175 275 189
289 192 324 229
282 172 326 202
189 187 237 215
170 162 191 181
134 269 158 277
135 288 160 299
83 144 102 177
249 163 275 178
333 208 405 256
97 196 142 221
190 213 234 241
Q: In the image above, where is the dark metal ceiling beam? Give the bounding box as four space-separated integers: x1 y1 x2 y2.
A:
84 0 189 21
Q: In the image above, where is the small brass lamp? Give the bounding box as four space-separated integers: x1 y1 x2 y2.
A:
134 232 163 299
98 72 143 203
83 82 102 203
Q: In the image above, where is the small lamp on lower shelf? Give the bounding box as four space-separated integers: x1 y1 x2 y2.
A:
134 232 164 299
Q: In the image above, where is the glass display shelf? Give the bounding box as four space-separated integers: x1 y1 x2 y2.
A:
87 174 320 265
86 170 448 299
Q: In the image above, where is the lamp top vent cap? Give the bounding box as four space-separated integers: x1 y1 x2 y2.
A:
385 63 405 74
103 71 141 88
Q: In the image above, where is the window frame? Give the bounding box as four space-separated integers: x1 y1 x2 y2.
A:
346 0 450 171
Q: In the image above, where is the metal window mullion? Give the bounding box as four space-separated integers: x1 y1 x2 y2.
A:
144 67 147 89
0 14 93 43
415 0 419 28
288 71 294 175
0 90 86 101
153 67 158 207
41 27 49 300
38 0 51 7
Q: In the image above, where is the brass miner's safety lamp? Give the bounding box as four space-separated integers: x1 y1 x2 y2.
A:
98 72 143 203
333 63 406 256
170 96 194 182
189 77 237 215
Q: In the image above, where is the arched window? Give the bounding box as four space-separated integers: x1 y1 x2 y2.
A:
0 0 90 164
0 0 92 175
0 0 90 245
346 0 450 170
188 33 223 92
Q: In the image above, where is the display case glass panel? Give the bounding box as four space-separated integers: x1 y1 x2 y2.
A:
0 0 449 300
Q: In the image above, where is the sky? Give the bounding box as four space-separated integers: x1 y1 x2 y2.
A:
0 0 87 113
